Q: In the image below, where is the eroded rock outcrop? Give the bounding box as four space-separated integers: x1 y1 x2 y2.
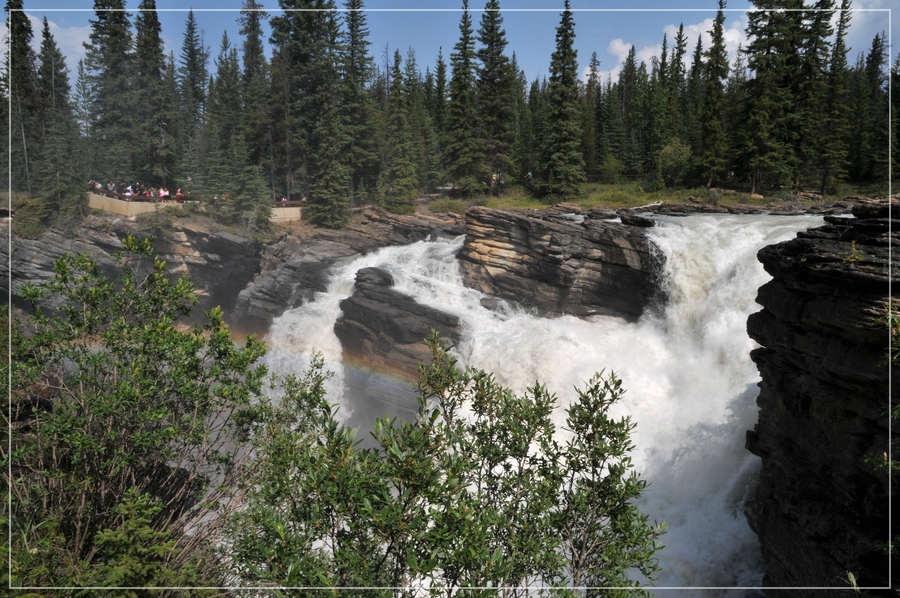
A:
1 217 261 324
334 267 461 428
230 209 464 335
458 206 661 321
745 200 898 594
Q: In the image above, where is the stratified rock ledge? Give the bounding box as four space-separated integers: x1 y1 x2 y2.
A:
458 206 662 321
745 199 898 595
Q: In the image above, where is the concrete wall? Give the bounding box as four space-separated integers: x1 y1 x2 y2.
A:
90 193 302 222
271 207 302 222
88 193 182 217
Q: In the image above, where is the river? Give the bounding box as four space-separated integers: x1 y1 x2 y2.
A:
262 213 822 595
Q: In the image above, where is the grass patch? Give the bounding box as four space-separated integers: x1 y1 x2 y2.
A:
11 197 49 239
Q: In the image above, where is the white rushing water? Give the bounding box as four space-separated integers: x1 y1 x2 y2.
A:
263 213 822 594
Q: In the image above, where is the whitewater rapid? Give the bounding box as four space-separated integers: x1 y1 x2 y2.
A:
263 213 822 594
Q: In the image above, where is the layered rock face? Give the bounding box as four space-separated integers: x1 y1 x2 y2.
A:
334 267 461 431
745 200 898 594
458 206 661 321
230 210 464 335
2 217 261 323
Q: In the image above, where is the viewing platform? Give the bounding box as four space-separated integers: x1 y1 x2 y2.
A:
88 192 303 222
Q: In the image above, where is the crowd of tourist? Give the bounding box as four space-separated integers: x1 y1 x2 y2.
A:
89 179 184 201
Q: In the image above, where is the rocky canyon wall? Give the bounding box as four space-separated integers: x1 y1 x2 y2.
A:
745 200 898 594
457 206 662 321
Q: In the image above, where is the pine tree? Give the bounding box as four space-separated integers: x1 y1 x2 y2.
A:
5 0 38 193
84 0 135 182
740 0 796 194
177 10 209 191
239 0 275 195
683 36 704 166
792 0 834 186
35 17 83 223
271 0 351 227
382 50 419 213
540 0 584 200
581 52 601 182
134 0 175 186
476 0 516 195
697 0 729 188
666 24 687 141
445 0 487 196
818 0 851 194
341 0 382 204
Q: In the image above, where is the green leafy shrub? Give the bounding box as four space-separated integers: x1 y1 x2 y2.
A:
7 234 267 588
227 334 665 594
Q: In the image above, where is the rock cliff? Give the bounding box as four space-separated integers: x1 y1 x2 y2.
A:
230 209 464 335
333 267 461 433
745 200 898 594
1 216 261 324
457 206 661 321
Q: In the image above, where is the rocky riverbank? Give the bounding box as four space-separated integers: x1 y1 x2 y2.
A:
745 198 898 594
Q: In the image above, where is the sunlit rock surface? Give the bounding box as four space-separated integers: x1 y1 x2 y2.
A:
458 205 662 321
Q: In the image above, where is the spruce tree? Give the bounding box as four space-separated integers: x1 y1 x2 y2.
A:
382 50 419 213
697 0 729 188
83 0 135 182
134 0 175 186
271 0 351 227
35 17 83 223
540 0 584 200
177 10 209 191
239 0 275 194
445 0 487 196
792 0 834 186
683 36 704 167
5 0 38 193
740 0 796 193
341 0 382 204
476 0 516 195
818 0 851 194
666 24 687 142
581 52 601 182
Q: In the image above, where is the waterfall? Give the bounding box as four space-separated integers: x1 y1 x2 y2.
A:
263 213 821 594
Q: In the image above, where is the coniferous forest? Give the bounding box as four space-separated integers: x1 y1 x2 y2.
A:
2 0 895 233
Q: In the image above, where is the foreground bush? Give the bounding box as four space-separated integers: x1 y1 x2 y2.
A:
4 239 663 595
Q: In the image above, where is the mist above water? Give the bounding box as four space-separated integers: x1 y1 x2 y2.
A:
263 213 821 594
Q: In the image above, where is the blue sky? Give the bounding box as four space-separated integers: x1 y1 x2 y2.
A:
12 0 895 86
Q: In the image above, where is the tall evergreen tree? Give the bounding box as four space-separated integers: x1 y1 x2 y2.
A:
540 0 584 199
818 0 851 194
239 0 275 194
83 0 136 182
341 0 382 204
792 0 834 185
35 17 83 223
382 50 419 213
271 0 351 227
740 0 796 193
581 52 601 181
476 0 516 195
683 36 704 165
178 10 208 129
177 10 209 189
666 24 687 141
206 33 271 233
697 0 729 187
445 0 487 195
134 0 175 186
5 0 38 192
